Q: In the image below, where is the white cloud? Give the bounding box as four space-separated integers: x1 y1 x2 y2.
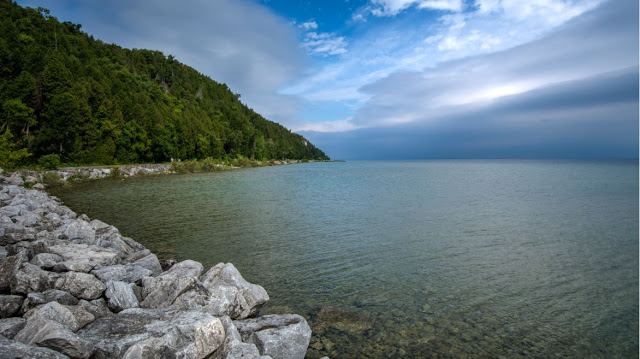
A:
347 0 638 130
299 20 318 30
370 0 463 16
303 32 348 56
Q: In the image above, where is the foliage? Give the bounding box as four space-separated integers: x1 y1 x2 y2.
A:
0 129 31 170
38 153 60 169
0 1 329 168
40 171 63 187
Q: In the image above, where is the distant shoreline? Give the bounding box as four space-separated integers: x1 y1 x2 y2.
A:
9 158 341 188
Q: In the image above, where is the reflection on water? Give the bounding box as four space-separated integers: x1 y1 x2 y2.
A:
51 160 639 358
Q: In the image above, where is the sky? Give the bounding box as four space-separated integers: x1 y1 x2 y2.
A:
16 0 639 159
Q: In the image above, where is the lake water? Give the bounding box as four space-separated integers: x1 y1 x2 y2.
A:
51 160 639 358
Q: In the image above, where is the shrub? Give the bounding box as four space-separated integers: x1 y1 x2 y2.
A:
67 172 90 183
200 157 217 172
41 171 63 187
183 160 200 173
171 161 186 173
38 154 61 170
108 166 124 179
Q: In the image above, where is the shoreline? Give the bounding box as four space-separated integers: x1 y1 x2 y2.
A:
10 158 340 188
0 168 315 358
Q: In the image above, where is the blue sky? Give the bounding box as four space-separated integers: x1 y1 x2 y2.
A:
16 0 639 159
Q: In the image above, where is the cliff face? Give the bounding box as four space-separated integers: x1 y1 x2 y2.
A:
0 169 312 359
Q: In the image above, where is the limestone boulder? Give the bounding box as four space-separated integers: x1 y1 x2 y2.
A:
21 289 79 314
25 301 80 332
31 253 64 270
0 334 71 359
55 272 106 300
0 317 26 339
43 242 118 268
61 220 96 244
139 276 198 309
172 283 249 319
212 315 272 359
159 259 203 278
0 295 23 318
78 308 224 359
14 317 94 359
201 263 269 319
131 253 162 276
234 314 311 359
11 262 57 295
91 264 152 284
104 281 139 312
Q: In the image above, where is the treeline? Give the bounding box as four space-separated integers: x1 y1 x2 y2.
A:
0 1 328 169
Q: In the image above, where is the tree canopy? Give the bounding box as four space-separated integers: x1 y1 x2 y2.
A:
0 0 329 169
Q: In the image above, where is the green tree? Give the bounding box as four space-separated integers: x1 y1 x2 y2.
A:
0 129 31 169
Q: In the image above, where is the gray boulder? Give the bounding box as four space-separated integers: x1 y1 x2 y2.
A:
104 281 139 312
52 259 94 273
172 283 249 319
62 220 96 244
11 262 57 294
0 254 23 292
31 253 64 270
212 316 271 359
234 314 311 359
21 290 79 314
63 305 96 330
201 263 269 319
55 272 106 300
158 259 203 278
91 264 152 283
77 299 111 319
0 295 23 318
139 276 198 309
0 317 26 339
0 334 71 359
25 301 80 332
44 242 118 268
123 249 151 263
131 253 162 276
0 246 7 259
78 308 224 359
14 316 93 359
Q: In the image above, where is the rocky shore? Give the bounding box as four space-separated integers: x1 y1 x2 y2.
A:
0 169 313 359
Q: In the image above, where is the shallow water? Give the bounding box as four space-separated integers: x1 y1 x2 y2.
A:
51 160 639 358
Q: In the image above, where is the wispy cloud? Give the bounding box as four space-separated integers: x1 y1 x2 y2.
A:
286 0 605 130
370 0 464 16
302 31 348 57
301 0 638 159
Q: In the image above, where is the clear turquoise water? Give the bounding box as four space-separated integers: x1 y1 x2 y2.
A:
51 160 639 358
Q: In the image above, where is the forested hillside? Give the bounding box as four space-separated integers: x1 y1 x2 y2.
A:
0 1 328 168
